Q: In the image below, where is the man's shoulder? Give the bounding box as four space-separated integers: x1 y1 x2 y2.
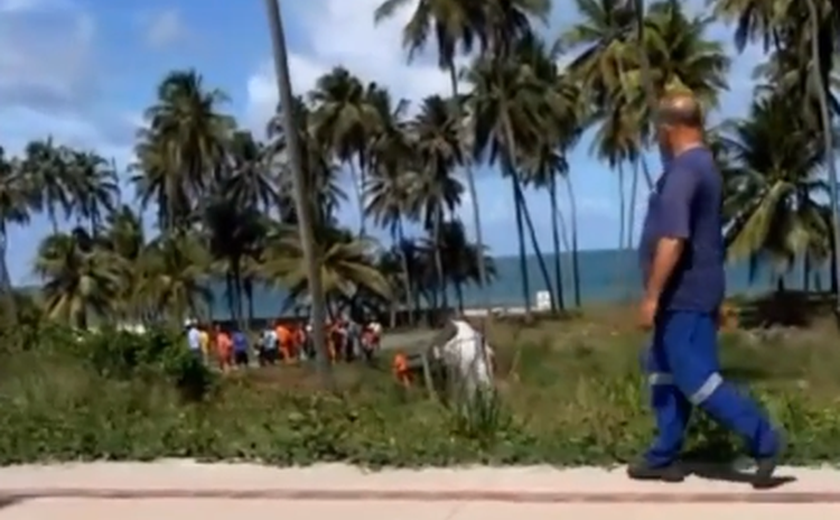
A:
672 147 716 174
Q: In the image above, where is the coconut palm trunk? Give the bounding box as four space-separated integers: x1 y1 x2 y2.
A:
631 0 658 189
616 162 627 281
513 176 557 312
432 205 449 314
0 221 15 326
510 175 531 313
448 66 489 300
548 174 565 309
501 115 532 315
396 219 415 326
263 0 333 389
564 175 582 306
804 0 840 310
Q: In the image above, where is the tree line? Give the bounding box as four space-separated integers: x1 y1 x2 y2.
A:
0 0 837 331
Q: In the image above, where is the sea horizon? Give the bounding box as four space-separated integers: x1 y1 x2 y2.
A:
12 248 822 321
199 248 823 320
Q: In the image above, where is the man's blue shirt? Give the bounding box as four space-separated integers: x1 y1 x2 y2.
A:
232 331 248 352
639 147 725 313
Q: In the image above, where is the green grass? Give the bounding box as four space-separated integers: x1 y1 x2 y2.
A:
2 313 840 467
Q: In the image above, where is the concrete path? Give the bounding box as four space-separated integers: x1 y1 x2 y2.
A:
1 461 839 519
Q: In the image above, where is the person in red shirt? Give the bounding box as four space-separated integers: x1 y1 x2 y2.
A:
215 326 233 373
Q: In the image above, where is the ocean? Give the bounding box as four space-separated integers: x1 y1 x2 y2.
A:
206 249 826 320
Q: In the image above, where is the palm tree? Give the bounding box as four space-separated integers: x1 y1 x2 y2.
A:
202 185 266 328
64 149 119 235
263 0 331 388
560 0 637 108
20 138 72 233
466 46 555 313
34 227 125 329
135 231 213 324
433 219 496 311
266 96 346 227
262 225 391 317
720 94 830 289
103 205 146 320
713 0 840 305
408 95 465 311
0 147 33 323
134 69 234 231
365 84 418 321
227 130 278 213
309 67 380 235
374 0 491 300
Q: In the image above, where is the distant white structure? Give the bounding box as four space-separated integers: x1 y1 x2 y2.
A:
535 290 552 311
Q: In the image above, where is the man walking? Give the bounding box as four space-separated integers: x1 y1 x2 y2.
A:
630 92 782 485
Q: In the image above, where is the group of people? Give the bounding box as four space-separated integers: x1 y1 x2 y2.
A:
185 318 383 371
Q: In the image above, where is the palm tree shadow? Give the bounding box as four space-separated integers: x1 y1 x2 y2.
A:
683 461 797 489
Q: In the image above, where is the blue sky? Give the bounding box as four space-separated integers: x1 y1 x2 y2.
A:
0 0 764 284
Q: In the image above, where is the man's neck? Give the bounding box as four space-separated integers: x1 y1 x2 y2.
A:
671 134 705 157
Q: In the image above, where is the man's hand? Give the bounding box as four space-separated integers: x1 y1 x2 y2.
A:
639 296 658 330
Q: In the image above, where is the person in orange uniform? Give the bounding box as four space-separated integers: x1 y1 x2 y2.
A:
215 325 233 373
276 320 293 364
392 351 410 387
295 325 307 360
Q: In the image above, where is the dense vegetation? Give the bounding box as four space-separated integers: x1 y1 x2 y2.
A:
0 0 837 466
2 314 840 466
1 0 837 330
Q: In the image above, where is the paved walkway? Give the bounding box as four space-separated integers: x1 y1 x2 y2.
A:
1 461 839 518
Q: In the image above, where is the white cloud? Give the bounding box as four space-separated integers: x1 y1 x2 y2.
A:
0 4 95 113
143 8 186 49
244 0 453 137
0 0 136 164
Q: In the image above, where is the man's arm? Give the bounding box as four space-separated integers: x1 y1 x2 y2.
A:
646 168 697 302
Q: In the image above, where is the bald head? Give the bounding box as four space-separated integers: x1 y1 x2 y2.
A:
657 93 703 129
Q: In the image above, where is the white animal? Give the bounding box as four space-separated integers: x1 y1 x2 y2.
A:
434 319 495 398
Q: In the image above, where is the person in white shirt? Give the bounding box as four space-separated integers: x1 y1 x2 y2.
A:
186 321 202 361
431 316 495 400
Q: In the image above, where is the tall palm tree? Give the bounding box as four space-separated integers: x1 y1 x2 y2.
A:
103 205 146 321
630 0 659 172
374 0 491 299
266 96 345 227
202 185 266 328
309 67 380 235
227 130 278 213
0 146 32 324
466 46 555 313
365 84 417 322
433 219 496 311
720 94 830 288
134 69 234 231
713 0 840 305
64 149 119 235
560 0 637 108
263 0 331 388
21 138 71 233
408 95 465 311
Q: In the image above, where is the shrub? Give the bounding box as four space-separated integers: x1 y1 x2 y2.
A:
0 319 839 467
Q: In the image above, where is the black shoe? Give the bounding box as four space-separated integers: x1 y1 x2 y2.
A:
753 434 786 489
627 460 685 483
